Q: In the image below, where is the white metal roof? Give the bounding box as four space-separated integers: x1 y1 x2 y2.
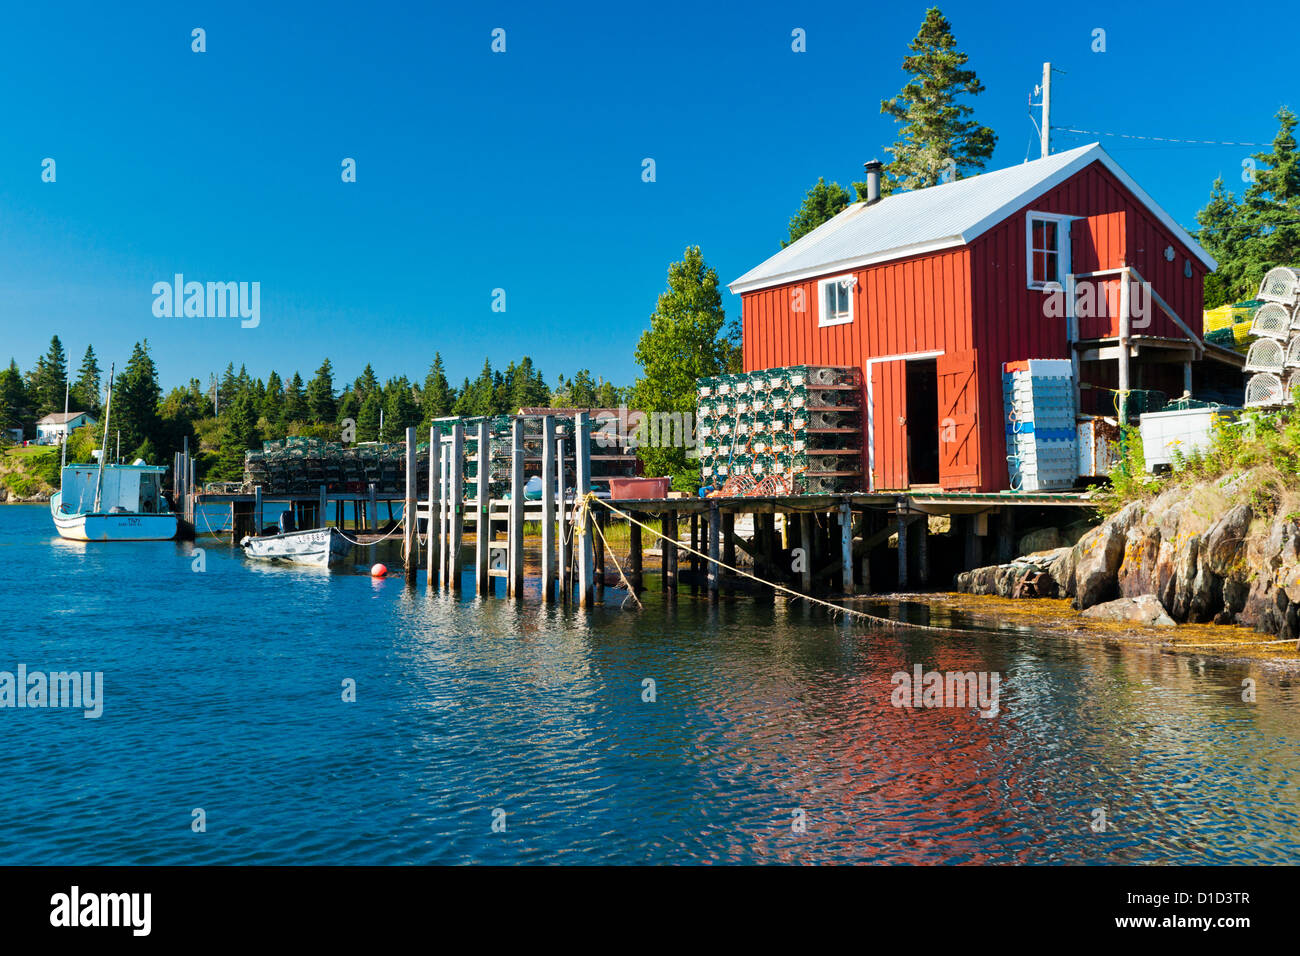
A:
729 143 1216 294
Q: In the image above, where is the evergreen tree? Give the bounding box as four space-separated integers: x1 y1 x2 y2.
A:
305 359 336 423
217 390 259 480
262 371 284 424
108 341 163 460
218 363 239 411
0 360 28 443
383 377 420 436
420 353 455 427
784 178 852 247
357 392 382 442
283 372 309 424
871 7 996 195
31 335 68 417
630 246 731 490
354 364 379 400
72 345 101 415
453 360 498 417
1197 108 1300 306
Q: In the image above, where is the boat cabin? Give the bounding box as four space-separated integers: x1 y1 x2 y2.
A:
59 462 171 515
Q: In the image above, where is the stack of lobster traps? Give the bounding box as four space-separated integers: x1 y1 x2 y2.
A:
243 436 431 496
696 365 863 496
1243 267 1300 407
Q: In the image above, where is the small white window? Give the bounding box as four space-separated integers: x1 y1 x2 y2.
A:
818 274 856 327
1026 212 1072 289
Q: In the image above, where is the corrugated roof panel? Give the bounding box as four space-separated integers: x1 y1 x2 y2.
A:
729 144 1214 293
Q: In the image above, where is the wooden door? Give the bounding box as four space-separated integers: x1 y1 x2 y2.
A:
936 350 980 489
870 360 908 491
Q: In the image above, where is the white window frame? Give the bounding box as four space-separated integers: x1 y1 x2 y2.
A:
817 274 857 327
1025 211 1074 290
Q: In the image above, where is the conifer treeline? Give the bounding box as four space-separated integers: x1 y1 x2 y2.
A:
0 337 624 480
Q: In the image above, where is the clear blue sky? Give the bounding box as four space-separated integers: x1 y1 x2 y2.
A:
0 0 1290 393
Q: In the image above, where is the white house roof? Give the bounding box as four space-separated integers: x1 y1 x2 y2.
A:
37 411 95 425
729 143 1216 294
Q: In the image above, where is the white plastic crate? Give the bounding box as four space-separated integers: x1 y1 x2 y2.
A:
1139 407 1235 470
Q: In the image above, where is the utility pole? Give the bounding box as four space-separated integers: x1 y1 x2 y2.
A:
1040 61 1051 158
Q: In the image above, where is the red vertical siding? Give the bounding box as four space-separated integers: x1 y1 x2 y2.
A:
740 159 1207 492
966 161 1208 491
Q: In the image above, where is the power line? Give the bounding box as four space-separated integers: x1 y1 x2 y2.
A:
1052 125 1267 148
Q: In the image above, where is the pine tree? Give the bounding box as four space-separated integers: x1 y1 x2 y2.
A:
305 360 336 423
383 377 420 436
784 178 852 247
72 345 101 415
357 392 382 442
217 390 259 480
31 335 68 417
283 372 309 424
420 353 455 428
0 360 28 443
872 7 996 195
108 341 163 460
262 371 284 424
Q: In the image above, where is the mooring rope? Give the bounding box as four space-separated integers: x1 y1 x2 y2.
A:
1168 636 1300 650
576 499 644 611
579 494 951 632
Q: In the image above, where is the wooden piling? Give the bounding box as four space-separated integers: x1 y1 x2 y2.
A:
439 448 451 589
541 416 557 603
722 512 736 594
404 427 417 586
707 501 721 601
575 412 594 608
428 426 441 588
508 418 524 599
799 512 813 593
663 510 678 598
896 509 909 591
997 508 1016 564
368 483 377 538
593 510 606 604
628 512 642 591
557 435 570 603
475 421 490 596
839 500 854 594
449 424 465 592
917 515 930 586
689 514 700 593
254 485 263 536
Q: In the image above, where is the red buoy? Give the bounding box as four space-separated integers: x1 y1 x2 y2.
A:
370 563 388 578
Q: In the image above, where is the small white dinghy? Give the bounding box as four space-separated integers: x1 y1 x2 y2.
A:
241 523 353 568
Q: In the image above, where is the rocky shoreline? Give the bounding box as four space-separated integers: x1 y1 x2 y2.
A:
957 473 1300 643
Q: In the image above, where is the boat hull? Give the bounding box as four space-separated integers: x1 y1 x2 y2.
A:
240 527 352 568
50 493 179 542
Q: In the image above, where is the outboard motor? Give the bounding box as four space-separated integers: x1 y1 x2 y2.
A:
279 509 297 534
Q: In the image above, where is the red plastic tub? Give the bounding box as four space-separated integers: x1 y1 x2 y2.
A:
607 477 671 500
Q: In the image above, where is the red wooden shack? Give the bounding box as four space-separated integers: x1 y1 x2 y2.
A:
729 143 1243 493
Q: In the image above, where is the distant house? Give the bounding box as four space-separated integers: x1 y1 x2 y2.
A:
728 142 1240 493
36 411 97 445
3 427 22 444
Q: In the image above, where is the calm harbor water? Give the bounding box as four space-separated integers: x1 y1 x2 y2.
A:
1 502 1298 865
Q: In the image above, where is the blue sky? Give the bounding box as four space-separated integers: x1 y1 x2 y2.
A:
0 0 1291 393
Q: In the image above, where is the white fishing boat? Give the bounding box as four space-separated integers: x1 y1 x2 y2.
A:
240 525 353 568
51 463 178 541
49 363 179 542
